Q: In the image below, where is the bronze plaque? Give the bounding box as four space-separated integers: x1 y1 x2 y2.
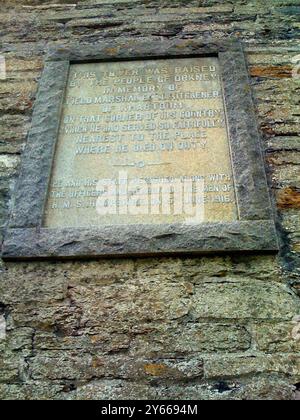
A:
44 57 237 227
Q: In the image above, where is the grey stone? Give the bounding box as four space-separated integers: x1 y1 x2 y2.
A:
2 40 278 259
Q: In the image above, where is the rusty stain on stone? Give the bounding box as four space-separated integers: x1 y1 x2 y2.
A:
250 66 293 78
105 47 120 55
277 187 300 209
144 363 168 376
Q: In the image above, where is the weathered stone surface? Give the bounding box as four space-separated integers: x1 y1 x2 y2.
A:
29 353 205 384
180 254 283 281
0 155 20 243
190 281 300 320
0 382 64 401
128 324 251 355
282 210 300 256
60 377 297 400
0 0 300 400
204 355 300 381
253 322 300 352
3 221 279 259
232 377 297 401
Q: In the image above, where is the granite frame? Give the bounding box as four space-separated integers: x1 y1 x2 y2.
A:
2 39 279 259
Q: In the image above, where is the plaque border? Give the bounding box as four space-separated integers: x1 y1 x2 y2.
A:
2 39 279 259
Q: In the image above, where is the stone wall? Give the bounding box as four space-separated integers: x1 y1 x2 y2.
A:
0 0 300 400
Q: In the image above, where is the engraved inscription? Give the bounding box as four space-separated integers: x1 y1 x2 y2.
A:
44 57 237 227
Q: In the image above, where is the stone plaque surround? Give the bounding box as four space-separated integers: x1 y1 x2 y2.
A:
3 40 278 259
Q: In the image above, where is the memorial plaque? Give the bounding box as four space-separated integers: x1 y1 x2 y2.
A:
44 57 237 228
3 41 278 259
